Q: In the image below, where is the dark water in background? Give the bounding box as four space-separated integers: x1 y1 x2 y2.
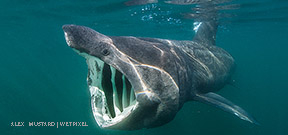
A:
1 0 288 135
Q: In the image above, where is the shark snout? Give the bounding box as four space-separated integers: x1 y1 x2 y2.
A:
62 24 89 34
62 24 113 53
62 24 73 33
62 25 75 47
62 24 95 48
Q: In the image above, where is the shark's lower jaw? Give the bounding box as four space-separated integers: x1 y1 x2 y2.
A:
86 56 137 128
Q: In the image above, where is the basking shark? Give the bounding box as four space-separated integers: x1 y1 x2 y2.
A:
62 18 257 130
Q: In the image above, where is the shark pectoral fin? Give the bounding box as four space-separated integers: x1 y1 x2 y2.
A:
194 92 259 125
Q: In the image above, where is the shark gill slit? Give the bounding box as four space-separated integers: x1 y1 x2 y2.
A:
100 62 136 118
124 76 131 107
115 69 123 112
102 63 115 118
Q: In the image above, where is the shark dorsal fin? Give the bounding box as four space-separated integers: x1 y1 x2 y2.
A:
192 1 219 46
193 20 218 46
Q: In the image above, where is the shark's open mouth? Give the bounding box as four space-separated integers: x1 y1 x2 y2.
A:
86 56 137 127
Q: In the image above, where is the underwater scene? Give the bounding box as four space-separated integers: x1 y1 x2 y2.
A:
1 0 288 135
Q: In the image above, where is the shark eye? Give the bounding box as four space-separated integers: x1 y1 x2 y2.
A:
101 49 110 56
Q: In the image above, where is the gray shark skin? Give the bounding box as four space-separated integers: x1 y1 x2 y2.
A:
62 21 257 130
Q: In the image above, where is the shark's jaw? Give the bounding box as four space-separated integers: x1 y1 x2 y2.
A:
82 52 139 128
62 25 139 128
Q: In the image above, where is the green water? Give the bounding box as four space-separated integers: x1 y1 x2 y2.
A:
1 0 288 135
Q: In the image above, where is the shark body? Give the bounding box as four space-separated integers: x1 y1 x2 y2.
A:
62 17 257 130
